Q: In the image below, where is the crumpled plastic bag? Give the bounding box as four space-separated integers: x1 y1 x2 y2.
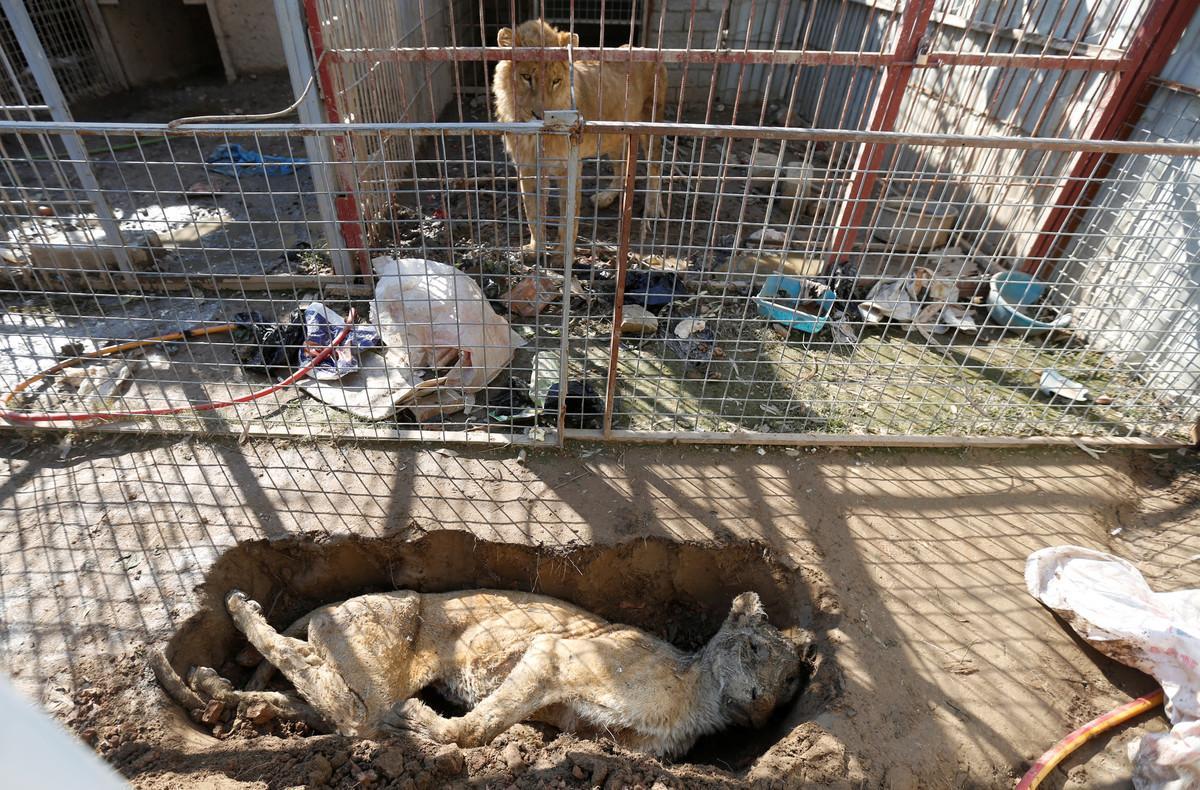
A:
371 256 522 413
1026 545 1200 789
859 266 970 339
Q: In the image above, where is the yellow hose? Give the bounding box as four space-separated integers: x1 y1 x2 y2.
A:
1016 688 1164 789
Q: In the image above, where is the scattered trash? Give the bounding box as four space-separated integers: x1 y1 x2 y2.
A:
2 214 162 273
987 270 1072 334
1095 395 1114 406
1071 438 1106 460
1026 546 1200 789
373 256 523 415
755 275 836 334
544 380 605 429
232 308 304 379
566 276 594 304
827 317 859 347
206 144 308 177
872 193 959 252
748 228 788 246
859 267 963 339
745 151 779 183
503 274 560 317
1039 369 1090 403
623 270 686 311
73 359 140 409
666 318 718 373
527 350 605 429
781 160 816 198
619 304 659 335
940 305 978 333
529 350 564 410
299 348 422 421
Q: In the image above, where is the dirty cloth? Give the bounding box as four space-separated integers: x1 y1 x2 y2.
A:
1026 546 1200 789
206 144 307 177
301 302 380 381
372 256 522 414
859 266 971 339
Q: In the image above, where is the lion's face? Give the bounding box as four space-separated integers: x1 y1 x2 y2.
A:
710 593 803 728
496 20 576 121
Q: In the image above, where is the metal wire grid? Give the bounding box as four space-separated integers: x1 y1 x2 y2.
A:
0 0 121 105
0 120 1195 444
0 0 1196 445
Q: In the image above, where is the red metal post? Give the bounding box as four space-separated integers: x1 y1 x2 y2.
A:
302 0 370 276
827 0 938 264
1022 0 1200 274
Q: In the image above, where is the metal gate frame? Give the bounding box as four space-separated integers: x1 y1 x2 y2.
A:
0 0 130 275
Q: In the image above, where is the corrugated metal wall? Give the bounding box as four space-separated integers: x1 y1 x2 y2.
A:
1063 13 1200 410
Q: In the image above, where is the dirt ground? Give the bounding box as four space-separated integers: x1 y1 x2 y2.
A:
2 433 1198 788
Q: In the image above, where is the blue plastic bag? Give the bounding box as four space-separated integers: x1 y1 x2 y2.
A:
206 143 308 177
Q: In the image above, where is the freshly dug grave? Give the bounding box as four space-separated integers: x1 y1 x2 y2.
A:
102 531 855 788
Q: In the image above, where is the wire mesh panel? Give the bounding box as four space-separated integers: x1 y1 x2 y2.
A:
0 0 122 105
0 121 583 445
0 0 1197 446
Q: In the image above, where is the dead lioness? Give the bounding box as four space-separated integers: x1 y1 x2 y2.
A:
493 19 667 254
171 588 802 757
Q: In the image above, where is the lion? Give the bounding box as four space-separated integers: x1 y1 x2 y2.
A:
493 19 667 255
163 588 803 758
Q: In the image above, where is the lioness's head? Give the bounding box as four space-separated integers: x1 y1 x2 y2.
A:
706 592 803 728
495 19 577 121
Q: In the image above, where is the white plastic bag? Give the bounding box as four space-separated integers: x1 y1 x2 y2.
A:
1026 545 1200 789
371 256 522 409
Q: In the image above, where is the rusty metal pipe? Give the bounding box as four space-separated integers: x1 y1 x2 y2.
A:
603 134 639 438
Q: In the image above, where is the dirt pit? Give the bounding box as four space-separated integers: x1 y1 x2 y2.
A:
143 530 852 788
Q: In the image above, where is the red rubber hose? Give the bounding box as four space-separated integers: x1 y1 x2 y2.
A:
0 309 356 426
1016 688 1164 789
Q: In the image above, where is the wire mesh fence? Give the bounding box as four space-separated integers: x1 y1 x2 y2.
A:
0 0 1197 446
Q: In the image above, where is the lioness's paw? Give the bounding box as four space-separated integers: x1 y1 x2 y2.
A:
225 589 262 616
592 190 619 210
187 666 233 699
380 698 444 741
